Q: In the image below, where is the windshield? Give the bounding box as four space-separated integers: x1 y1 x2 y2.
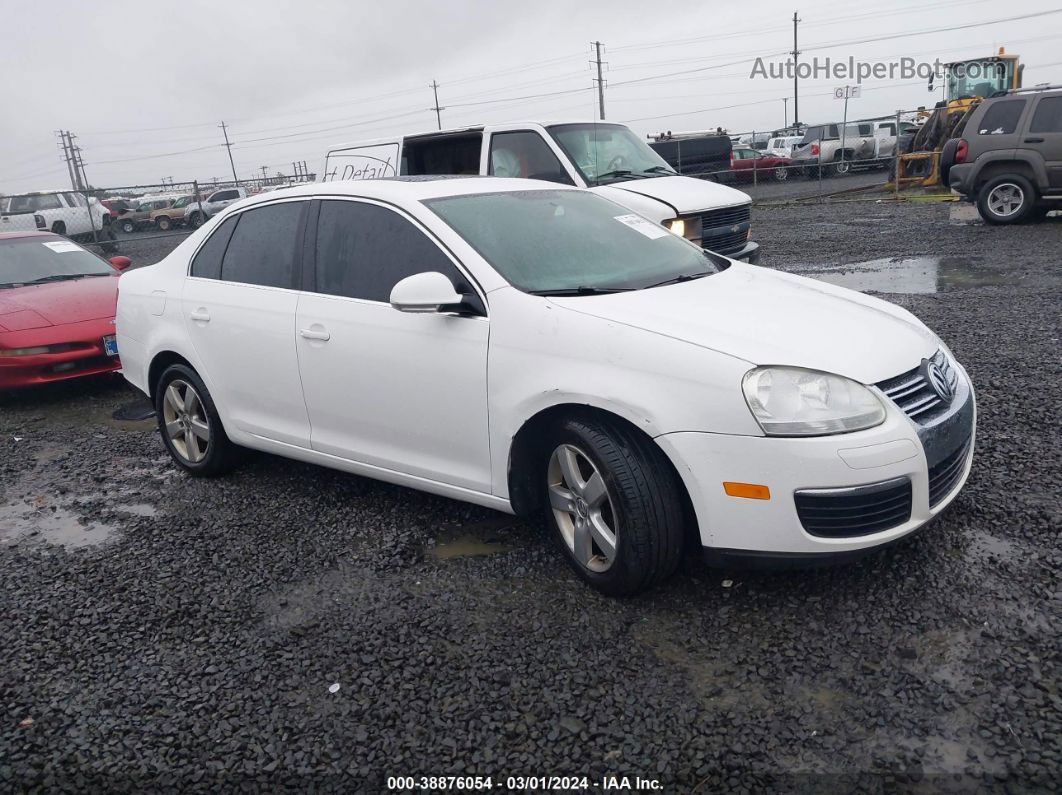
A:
0 237 114 287
424 189 723 294
946 59 1013 101
547 123 676 185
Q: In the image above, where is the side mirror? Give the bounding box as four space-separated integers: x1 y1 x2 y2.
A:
389 271 464 313
110 256 132 270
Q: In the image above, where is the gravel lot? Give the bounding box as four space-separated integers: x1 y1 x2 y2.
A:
1 200 1059 792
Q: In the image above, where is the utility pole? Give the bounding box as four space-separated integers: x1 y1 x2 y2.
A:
591 41 607 120
791 11 801 127
260 165 269 184
783 98 788 129
219 121 239 184
70 134 88 191
429 81 444 130
57 131 78 191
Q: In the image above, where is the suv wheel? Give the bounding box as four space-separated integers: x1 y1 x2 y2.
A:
120 219 136 234
542 416 685 596
833 155 851 176
156 216 173 231
188 211 205 228
977 174 1037 225
155 364 242 477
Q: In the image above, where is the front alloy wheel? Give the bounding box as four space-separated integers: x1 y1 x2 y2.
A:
773 166 789 182
548 444 617 572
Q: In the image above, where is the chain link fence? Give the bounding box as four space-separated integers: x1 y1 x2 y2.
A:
0 173 312 256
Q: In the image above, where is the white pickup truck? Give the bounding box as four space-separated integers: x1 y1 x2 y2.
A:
322 121 759 262
0 190 117 251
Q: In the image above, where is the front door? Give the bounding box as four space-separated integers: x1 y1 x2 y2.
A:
181 199 311 447
295 198 491 492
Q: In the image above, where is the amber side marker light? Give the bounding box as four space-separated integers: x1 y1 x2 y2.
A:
723 482 771 500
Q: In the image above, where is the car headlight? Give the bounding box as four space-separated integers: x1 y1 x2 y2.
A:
742 366 886 436
666 218 685 236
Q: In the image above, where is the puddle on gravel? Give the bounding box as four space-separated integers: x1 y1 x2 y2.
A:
794 256 1009 294
0 500 116 549
427 516 518 561
116 503 158 518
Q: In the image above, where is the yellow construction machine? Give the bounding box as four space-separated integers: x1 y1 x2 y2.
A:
895 48 1023 188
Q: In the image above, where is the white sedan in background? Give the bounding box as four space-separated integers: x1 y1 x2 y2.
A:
116 177 975 595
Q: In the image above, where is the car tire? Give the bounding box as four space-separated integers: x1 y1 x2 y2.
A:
188 211 205 229
832 155 851 176
155 363 242 477
541 415 685 596
772 166 789 182
120 219 136 234
51 221 66 236
156 216 172 231
976 174 1038 225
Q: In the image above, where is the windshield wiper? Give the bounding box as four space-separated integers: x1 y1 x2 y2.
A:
594 169 651 181
641 166 677 175
22 273 109 285
642 271 712 290
529 286 635 296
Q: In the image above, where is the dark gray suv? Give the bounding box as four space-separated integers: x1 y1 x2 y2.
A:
946 87 1062 224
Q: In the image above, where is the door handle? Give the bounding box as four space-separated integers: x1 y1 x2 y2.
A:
189 309 211 322
1024 137 1045 143
299 328 330 341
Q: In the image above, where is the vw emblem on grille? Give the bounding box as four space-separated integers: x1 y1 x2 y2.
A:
922 359 954 402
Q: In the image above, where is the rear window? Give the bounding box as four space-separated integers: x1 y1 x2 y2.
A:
977 99 1026 135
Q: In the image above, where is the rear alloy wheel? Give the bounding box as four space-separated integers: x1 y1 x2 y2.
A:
542 416 685 596
155 364 242 476
120 219 136 234
773 166 789 182
833 156 851 176
977 175 1037 225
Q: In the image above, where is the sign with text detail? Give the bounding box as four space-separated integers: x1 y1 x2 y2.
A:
834 85 862 100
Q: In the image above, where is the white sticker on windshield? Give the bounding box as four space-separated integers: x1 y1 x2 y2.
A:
41 241 81 253
613 214 669 240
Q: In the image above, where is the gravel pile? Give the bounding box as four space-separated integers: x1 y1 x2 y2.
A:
0 202 1058 791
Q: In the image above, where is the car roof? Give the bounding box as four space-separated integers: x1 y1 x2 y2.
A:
0 230 62 241
228 176 579 210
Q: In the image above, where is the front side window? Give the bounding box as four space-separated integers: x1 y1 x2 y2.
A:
547 123 676 185
219 202 304 288
425 189 724 294
314 200 477 305
489 131 573 185
1030 96 1062 133
977 100 1026 135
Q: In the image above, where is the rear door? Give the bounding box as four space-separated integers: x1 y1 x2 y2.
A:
322 138 403 181
181 199 312 447
1025 94 1062 190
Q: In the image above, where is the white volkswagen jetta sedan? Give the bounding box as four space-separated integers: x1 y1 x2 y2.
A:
116 177 975 595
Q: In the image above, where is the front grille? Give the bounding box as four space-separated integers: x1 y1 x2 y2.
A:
928 435 972 507
876 350 958 424
794 477 912 538
698 204 751 255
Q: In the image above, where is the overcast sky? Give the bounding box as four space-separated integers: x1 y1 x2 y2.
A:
2 0 1060 193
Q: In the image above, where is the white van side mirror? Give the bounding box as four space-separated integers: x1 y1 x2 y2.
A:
390 271 465 313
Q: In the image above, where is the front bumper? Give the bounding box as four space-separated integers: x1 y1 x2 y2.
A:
0 318 120 389
655 365 975 558
725 240 759 264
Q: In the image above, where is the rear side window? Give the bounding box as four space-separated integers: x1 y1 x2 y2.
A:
314 199 479 307
977 100 1026 135
1029 96 1062 133
34 194 63 211
189 215 238 279
402 134 482 176
220 202 304 288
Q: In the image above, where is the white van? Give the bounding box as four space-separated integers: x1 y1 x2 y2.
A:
322 121 759 262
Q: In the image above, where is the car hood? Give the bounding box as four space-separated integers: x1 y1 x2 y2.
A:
548 263 938 385
595 175 750 216
0 275 119 330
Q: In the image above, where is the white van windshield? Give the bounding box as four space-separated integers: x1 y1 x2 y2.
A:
547 123 676 185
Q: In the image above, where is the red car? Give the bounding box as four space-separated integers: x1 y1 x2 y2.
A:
0 231 131 389
730 147 793 182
